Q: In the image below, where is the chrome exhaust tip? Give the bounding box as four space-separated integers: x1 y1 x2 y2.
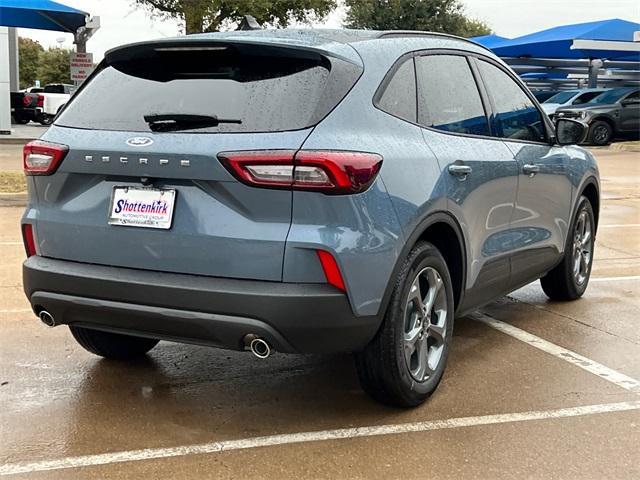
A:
38 310 56 327
249 338 271 359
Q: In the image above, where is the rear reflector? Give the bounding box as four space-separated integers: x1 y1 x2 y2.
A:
317 250 346 292
22 224 36 257
23 140 69 175
218 150 383 195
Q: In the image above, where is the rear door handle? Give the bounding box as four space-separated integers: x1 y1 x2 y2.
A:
448 164 472 178
523 164 541 177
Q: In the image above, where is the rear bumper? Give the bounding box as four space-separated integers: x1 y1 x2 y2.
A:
23 256 380 354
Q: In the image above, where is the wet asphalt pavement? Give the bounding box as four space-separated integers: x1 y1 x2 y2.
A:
0 147 639 479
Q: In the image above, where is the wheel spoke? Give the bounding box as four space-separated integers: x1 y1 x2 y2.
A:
407 276 425 313
573 253 581 276
424 269 442 313
581 227 591 247
428 318 445 345
580 251 588 274
414 336 430 380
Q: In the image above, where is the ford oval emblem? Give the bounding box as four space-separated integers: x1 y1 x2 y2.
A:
126 137 154 147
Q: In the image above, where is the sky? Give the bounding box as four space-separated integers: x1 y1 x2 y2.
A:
17 0 640 61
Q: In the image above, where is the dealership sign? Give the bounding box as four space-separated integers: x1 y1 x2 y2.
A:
70 52 94 82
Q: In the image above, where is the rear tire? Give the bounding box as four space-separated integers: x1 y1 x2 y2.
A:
540 196 595 300
588 120 612 146
39 114 53 126
355 242 454 407
69 326 159 359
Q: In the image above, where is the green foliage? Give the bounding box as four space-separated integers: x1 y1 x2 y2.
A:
19 38 72 87
18 37 44 89
36 48 73 85
344 0 491 37
133 0 337 34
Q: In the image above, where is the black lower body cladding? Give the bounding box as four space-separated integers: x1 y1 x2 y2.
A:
23 256 380 354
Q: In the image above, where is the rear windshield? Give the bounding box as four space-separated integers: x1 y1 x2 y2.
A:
55 44 361 133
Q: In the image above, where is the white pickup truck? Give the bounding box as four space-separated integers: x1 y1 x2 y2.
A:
38 83 76 125
15 83 76 125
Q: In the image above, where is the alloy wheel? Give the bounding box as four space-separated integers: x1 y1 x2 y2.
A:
403 266 448 382
572 209 593 285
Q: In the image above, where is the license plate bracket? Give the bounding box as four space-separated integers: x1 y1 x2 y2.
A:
108 186 176 229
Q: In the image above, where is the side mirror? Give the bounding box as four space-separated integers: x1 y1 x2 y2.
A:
556 118 588 145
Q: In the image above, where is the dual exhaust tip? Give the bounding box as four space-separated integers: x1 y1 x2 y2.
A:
37 312 273 359
38 310 56 327
244 334 272 359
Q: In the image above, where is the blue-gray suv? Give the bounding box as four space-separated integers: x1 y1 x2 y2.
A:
21 29 599 407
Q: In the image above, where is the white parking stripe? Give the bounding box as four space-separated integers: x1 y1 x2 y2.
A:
0 309 31 313
599 224 640 228
473 313 640 394
590 275 640 283
0 242 22 245
1 400 638 476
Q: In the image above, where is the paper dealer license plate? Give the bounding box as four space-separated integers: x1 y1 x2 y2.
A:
108 187 176 229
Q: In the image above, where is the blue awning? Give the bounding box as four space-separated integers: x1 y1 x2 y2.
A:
488 19 640 60
471 34 509 49
0 0 87 33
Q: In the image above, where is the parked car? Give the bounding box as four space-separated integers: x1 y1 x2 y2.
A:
10 83 75 125
35 83 75 125
555 87 640 145
531 90 559 103
21 30 599 407
542 88 606 116
10 91 35 124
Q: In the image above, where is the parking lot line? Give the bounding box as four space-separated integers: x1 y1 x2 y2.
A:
599 224 640 228
589 275 640 282
1 400 638 476
473 312 640 394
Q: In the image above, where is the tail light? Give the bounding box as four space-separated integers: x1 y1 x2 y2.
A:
317 250 346 292
218 150 383 195
23 140 69 175
36 94 44 107
22 224 37 257
22 95 31 107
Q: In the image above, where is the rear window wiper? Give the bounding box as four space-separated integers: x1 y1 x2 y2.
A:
144 114 242 132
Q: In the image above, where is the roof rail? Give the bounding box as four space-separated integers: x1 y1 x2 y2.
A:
377 31 494 54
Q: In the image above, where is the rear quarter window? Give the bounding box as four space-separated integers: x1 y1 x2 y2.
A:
56 45 362 133
376 58 417 123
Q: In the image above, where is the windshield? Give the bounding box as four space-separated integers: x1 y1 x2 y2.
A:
56 45 361 133
544 91 579 104
587 88 634 105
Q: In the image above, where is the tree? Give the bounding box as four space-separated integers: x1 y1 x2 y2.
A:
344 0 491 38
133 0 337 34
36 48 72 85
18 37 44 89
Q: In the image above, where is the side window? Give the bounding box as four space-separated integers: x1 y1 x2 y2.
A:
377 58 417 123
477 60 546 143
573 92 602 105
415 55 489 136
625 92 639 101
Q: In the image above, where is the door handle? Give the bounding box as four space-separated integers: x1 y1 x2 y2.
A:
448 164 472 179
523 164 541 177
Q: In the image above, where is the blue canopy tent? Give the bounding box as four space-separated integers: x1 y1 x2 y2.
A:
0 0 95 133
471 34 509 49
472 19 640 90
490 19 640 61
0 0 87 33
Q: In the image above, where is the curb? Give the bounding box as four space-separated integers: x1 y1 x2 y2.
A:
0 192 27 207
0 137 35 145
